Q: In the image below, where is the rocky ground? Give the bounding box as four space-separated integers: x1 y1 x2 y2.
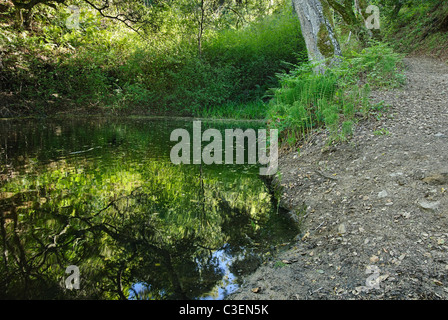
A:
228 57 448 300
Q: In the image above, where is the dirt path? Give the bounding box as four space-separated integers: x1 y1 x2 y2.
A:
228 57 448 300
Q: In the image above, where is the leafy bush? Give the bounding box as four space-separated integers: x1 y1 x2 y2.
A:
1 2 306 116
203 7 307 102
165 57 238 112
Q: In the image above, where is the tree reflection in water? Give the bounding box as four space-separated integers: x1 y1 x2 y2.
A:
0 119 298 299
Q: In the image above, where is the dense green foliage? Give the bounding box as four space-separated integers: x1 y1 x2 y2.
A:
264 0 448 147
378 0 448 58
1 0 446 126
0 0 306 117
266 41 405 146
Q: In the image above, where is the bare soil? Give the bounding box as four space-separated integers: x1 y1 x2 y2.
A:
228 57 448 300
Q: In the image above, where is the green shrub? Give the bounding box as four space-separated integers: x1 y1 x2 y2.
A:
2 3 306 117
267 41 405 146
203 7 307 102
166 58 238 112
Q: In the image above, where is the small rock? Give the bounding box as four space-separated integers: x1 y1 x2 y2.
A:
418 200 440 212
338 223 346 235
378 274 389 282
378 190 388 198
390 172 403 177
370 255 380 263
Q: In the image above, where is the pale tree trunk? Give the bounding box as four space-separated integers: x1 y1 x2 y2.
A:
291 0 342 72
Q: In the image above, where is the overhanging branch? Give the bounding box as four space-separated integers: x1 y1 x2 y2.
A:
82 0 145 36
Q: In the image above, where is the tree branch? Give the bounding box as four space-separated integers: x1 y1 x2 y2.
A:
82 0 145 36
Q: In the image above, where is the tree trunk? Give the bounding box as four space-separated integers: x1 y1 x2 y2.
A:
197 0 205 57
291 0 342 72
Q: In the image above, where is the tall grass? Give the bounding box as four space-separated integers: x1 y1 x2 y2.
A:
1 5 307 117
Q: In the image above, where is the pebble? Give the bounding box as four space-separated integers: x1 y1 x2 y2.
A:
338 224 346 235
418 200 440 212
378 190 388 198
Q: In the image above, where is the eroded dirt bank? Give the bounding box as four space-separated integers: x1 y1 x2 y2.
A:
228 57 448 300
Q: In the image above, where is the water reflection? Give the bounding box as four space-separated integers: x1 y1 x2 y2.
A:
0 118 298 300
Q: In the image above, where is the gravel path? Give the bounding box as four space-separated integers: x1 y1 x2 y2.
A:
228 57 448 300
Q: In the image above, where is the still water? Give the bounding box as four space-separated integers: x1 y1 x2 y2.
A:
0 117 298 300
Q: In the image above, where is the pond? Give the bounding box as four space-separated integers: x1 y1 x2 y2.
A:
0 117 298 300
